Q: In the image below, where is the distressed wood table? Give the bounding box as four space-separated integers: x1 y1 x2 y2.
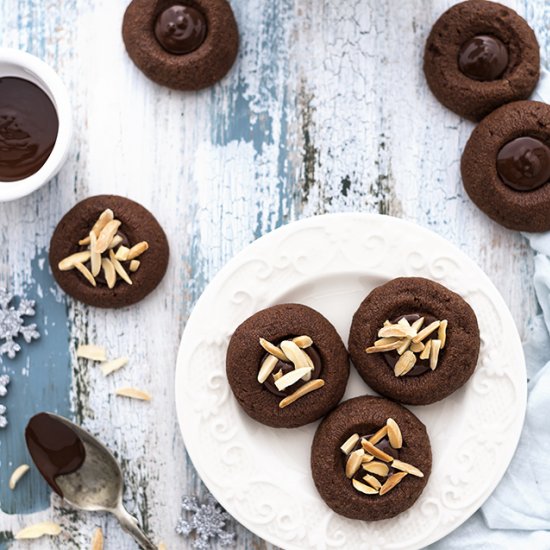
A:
0 0 544 548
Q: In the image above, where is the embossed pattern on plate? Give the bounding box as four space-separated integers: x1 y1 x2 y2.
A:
175 213 526 550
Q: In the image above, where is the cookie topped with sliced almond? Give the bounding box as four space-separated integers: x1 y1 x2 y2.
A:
311 396 432 521
349 277 480 406
49 195 169 308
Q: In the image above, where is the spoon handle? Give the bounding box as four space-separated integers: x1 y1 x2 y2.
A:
112 503 157 550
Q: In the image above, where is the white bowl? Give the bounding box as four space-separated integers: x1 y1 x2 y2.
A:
0 48 72 202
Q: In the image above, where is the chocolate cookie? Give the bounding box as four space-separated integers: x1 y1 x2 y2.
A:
50 195 169 308
348 278 479 406
122 0 239 91
226 304 349 428
424 0 539 121
311 396 432 521
462 100 550 232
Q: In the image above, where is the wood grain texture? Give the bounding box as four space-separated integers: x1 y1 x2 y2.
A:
0 0 545 548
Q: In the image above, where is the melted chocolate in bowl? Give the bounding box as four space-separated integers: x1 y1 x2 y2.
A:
382 314 438 377
458 35 509 81
0 77 58 182
497 136 550 192
25 413 86 496
262 343 322 397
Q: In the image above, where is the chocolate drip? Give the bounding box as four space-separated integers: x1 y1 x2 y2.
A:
25 413 86 497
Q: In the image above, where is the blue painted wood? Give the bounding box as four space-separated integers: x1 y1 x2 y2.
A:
0 250 71 515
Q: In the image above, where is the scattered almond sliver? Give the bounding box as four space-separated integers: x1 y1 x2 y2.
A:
115 387 151 401
379 471 408 496
100 357 129 376
340 433 360 454
386 418 403 449
91 527 104 550
77 344 107 362
15 521 62 540
9 464 30 490
278 379 324 409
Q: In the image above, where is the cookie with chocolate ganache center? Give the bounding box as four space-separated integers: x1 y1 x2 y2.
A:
122 0 239 91
49 195 169 308
424 0 539 121
311 396 432 521
348 277 480 406
226 304 349 428
462 100 550 232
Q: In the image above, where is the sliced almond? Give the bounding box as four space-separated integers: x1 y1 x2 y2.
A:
280 340 310 371
410 341 425 353
352 479 378 495
58 251 92 271
292 335 313 348
258 354 278 384
363 474 382 490
95 219 122 254
345 448 365 478
9 464 30 490
374 337 400 347
272 369 283 381
383 320 391 327
362 454 374 463
115 387 151 401
274 367 313 391
366 340 402 353
394 350 416 377
101 258 117 289
76 344 107 362
386 418 403 449
362 461 390 477
378 325 415 339
79 236 91 246
108 235 124 250
419 339 432 360
438 320 448 349
127 241 149 260
279 379 324 408
259 338 288 362
397 317 412 328
91 527 104 550
90 231 102 277
392 459 424 478
109 250 132 285
396 337 412 355
15 521 62 539
115 246 130 261
75 262 97 287
430 339 442 371
361 439 393 462
340 433 360 455
129 260 141 272
368 425 388 446
91 208 114 237
411 316 425 332
412 320 441 344
379 472 408 496
100 356 129 376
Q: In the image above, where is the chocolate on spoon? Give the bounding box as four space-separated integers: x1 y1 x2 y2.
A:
25 413 156 550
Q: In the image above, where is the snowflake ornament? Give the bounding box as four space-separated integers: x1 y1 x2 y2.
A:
0 289 40 359
176 495 235 549
0 374 9 428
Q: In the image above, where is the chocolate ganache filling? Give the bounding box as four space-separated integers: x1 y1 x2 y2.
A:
496 136 550 191
25 413 86 497
262 340 322 397
458 35 509 81
154 4 207 55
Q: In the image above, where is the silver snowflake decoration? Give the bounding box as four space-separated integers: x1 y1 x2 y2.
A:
176 495 235 549
0 289 39 359
0 374 9 428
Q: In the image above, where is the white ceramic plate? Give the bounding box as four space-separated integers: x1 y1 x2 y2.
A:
175 213 526 550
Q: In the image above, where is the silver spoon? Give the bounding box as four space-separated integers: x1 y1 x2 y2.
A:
49 414 156 550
